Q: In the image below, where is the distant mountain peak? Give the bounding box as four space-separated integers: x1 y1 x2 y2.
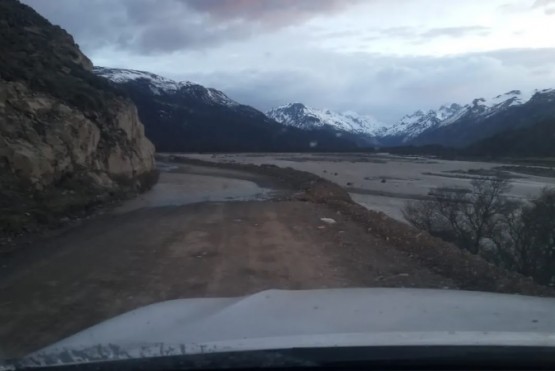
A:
94 67 239 107
378 88 555 144
267 104 388 136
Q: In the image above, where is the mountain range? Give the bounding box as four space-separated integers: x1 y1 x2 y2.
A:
93 67 357 152
267 89 555 148
266 103 385 135
93 66 555 155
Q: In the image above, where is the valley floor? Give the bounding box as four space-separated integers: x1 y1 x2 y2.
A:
178 153 555 222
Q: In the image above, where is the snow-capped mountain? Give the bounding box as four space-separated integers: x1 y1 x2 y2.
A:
93 67 239 107
409 88 555 147
93 67 359 152
378 103 464 143
94 66 554 150
267 88 554 148
442 90 535 125
380 89 554 146
266 103 387 136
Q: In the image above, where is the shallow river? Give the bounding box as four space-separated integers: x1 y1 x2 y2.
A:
175 153 555 222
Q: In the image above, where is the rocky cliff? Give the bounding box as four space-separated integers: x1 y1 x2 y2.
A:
0 0 156 235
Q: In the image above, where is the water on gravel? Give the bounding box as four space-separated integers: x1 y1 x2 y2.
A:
115 163 276 213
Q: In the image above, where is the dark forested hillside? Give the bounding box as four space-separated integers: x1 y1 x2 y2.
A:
466 119 555 157
94 68 359 152
411 90 555 147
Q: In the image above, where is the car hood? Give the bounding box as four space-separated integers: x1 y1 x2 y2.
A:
21 288 555 366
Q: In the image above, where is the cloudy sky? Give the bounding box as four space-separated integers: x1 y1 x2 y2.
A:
23 0 555 123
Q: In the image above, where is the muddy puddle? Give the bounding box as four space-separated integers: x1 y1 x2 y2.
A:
115 164 277 213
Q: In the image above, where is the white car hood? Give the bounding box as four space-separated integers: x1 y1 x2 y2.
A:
23 288 555 365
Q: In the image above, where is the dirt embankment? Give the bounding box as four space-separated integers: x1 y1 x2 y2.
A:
163 155 555 297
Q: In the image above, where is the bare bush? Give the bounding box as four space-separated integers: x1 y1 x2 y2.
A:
517 188 555 284
404 176 511 253
404 180 555 285
402 200 436 232
463 176 512 253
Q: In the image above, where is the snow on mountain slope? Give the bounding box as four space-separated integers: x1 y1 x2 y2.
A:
94 67 552 148
453 89 535 123
93 67 239 107
266 89 538 144
380 89 547 143
266 103 387 136
379 103 464 142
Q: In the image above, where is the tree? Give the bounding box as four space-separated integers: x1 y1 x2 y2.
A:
517 188 555 284
404 180 555 285
463 176 512 253
403 176 511 254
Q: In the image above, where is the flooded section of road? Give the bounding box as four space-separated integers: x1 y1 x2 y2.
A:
115 163 279 213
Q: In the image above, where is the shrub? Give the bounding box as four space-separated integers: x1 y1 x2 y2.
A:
403 176 555 285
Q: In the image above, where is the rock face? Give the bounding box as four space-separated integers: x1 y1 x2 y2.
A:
0 0 156 234
0 80 155 189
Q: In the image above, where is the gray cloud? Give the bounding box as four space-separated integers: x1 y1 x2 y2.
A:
499 0 555 14
185 0 360 26
367 26 491 44
178 48 555 123
533 0 555 8
532 0 555 14
379 27 415 39
20 1 555 123
22 0 361 54
421 26 491 38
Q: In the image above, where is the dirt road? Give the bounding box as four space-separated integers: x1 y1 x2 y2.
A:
0 164 456 358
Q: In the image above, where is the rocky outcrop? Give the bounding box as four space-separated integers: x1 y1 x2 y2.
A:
0 80 155 189
0 0 156 235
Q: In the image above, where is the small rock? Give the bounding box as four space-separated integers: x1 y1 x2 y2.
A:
320 218 336 224
317 225 326 229
346 182 353 186
381 179 387 183
398 273 409 277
